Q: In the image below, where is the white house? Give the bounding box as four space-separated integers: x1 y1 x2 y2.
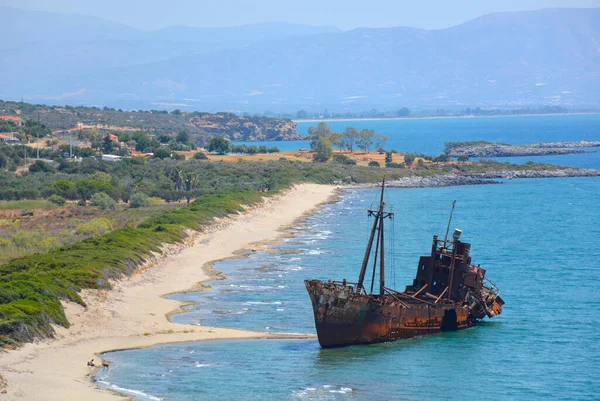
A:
101 154 123 162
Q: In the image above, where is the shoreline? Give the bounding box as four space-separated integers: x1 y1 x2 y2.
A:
0 184 338 401
292 111 600 124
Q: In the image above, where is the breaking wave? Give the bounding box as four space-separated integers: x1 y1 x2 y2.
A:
97 380 163 401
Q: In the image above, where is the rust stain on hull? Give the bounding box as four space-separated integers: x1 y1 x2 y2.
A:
305 280 472 347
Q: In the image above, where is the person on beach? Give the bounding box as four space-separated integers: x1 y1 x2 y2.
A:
87 359 95 367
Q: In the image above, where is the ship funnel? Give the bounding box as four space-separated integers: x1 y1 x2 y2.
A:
453 228 462 241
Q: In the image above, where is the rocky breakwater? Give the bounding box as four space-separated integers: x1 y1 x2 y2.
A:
189 112 301 141
337 175 499 188
466 168 600 179
446 141 600 158
336 168 600 189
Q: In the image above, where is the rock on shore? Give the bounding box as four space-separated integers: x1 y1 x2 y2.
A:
340 168 600 189
447 141 600 158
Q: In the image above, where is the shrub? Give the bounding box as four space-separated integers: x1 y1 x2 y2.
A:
74 217 114 237
48 195 66 206
193 152 208 160
386 162 405 169
90 192 116 210
130 192 152 208
368 161 380 167
29 160 53 173
333 154 357 165
313 137 333 162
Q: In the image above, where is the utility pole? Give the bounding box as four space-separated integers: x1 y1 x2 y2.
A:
36 112 40 159
64 115 72 158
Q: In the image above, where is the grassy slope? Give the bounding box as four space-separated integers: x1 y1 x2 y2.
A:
0 190 265 347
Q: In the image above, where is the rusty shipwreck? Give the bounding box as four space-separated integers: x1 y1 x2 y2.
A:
305 180 504 348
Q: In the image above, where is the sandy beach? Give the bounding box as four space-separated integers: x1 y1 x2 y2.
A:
0 184 336 401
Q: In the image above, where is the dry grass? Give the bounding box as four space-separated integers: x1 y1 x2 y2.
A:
177 149 414 166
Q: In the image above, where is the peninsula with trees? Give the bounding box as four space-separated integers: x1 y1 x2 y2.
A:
0 100 300 147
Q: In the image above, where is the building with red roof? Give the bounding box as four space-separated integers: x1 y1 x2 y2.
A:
0 116 22 126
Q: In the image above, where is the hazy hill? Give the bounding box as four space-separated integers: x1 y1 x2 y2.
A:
2 7 599 110
0 7 338 100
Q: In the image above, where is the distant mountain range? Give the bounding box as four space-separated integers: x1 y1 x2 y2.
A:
1 7 598 111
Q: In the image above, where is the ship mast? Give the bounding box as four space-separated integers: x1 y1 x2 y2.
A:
357 177 394 295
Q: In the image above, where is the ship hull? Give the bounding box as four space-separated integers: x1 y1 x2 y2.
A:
305 280 471 348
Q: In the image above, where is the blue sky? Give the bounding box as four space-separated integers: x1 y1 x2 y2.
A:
1 0 599 30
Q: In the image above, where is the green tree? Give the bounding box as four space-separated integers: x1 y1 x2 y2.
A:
52 180 76 199
207 136 232 155
176 131 190 143
368 161 380 167
133 133 151 151
154 147 172 159
434 153 450 162
102 135 115 153
313 137 333 162
357 129 375 152
457 155 469 162
165 166 184 191
48 195 66 206
375 133 389 151
404 153 416 166
184 172 199 205
91 192 117 210
130 192 152 208
75 180 115 202
343 127 359 153
329 132 344 150
307 123 331 150
193 152 208 160
28 160 53 173
385 152 393 164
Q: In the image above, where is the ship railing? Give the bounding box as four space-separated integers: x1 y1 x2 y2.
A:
329 280 358 286
484 277 500 295
383 286 436 306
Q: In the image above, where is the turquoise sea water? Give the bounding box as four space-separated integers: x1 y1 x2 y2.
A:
236 114 600 158
99 115 600 400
